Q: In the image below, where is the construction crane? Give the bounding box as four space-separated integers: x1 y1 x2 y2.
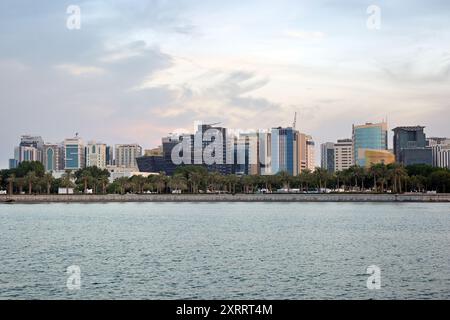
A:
293 112 297 130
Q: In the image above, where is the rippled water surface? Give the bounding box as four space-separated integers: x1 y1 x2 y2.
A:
0 202 449 299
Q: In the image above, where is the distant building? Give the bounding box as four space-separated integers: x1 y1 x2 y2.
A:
115 144 142 169
392 126 432 166
106 145 114 166
306 135 316 172
321 142 335 173
197 124 233 175
9 159 18 169
144 146 163 157
43 144 64 172
235 133 260 175
64 137 85 170
428 137 450 168
357 149 395 168
12 135 45 166
334 139 354 172
85 142 107 168
353 121 388 167
259 132 272 175
271 127 298 175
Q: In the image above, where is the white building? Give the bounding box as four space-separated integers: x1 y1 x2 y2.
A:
115 144 142 169
428 138 450 168
334 139 354 172
306 135 315 172
106 166 154 183
85 142 107 168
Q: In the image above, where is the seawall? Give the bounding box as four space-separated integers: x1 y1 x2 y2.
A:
1 193 450 203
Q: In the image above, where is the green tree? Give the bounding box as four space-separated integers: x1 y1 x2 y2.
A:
41 173 54 195
7 174 15 195
61 170 75 194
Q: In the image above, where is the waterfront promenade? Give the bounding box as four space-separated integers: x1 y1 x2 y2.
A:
1 193 450 203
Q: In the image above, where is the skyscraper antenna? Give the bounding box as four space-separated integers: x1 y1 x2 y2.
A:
293 112 297 130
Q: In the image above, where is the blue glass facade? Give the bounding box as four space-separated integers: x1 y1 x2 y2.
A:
65 145 79 169
46 148 54 171
271 128 296 175
353 123 388 167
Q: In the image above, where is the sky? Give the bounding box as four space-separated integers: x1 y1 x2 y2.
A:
1 0 450 168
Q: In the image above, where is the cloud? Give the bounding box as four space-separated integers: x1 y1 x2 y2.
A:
284 29 326 40
55 64 106 76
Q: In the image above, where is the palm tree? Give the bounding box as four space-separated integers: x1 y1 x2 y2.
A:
224 174 239 194
80 171 92 194
241 175 255 194
277 171 291 190
313 167 330 192
299 169 313 192
388 163 408 194
24 172 37 195
131 175 147 194
16 177 26 194
42 173 54 194
61 170 75 194
188 172 202 193
114 177 129 194
152 173 167 194
98 176 109 194
169 175 188 193
7 174 15 195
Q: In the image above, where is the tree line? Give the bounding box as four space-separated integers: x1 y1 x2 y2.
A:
1 161 450 195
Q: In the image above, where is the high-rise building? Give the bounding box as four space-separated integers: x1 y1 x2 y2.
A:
43 144 64 172
392 126 431 166
115 144 142 169
85 142 107 168
271 127 298 175
12 135 45 166
106 145 114 166
353 121 388 167
259 132 272 175
64 137 85 170
334 139 354 172
197 124 233 175
306 135 316 172
321 142 335 173
235 132 260 175
297 133 307 173
9 159 18 169
428 137 450 168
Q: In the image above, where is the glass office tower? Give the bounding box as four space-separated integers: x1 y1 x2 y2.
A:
352 122 388 167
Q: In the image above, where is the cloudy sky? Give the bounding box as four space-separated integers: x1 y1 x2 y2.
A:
1 0 450 168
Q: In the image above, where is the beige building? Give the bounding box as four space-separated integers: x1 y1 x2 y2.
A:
144 146 163 157
115 144 142 169
296 133 315 173
334 139 354 172
306 135 315 172
85 142 107 168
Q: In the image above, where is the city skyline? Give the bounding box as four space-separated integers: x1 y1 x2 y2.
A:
1 0 450 169
7 119 450 174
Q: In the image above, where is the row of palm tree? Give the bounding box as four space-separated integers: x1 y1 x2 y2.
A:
2 162 449 195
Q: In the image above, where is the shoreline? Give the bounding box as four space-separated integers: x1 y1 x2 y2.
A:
1 193 450 203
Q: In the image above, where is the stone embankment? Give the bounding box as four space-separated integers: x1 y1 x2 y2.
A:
1 193 450 203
